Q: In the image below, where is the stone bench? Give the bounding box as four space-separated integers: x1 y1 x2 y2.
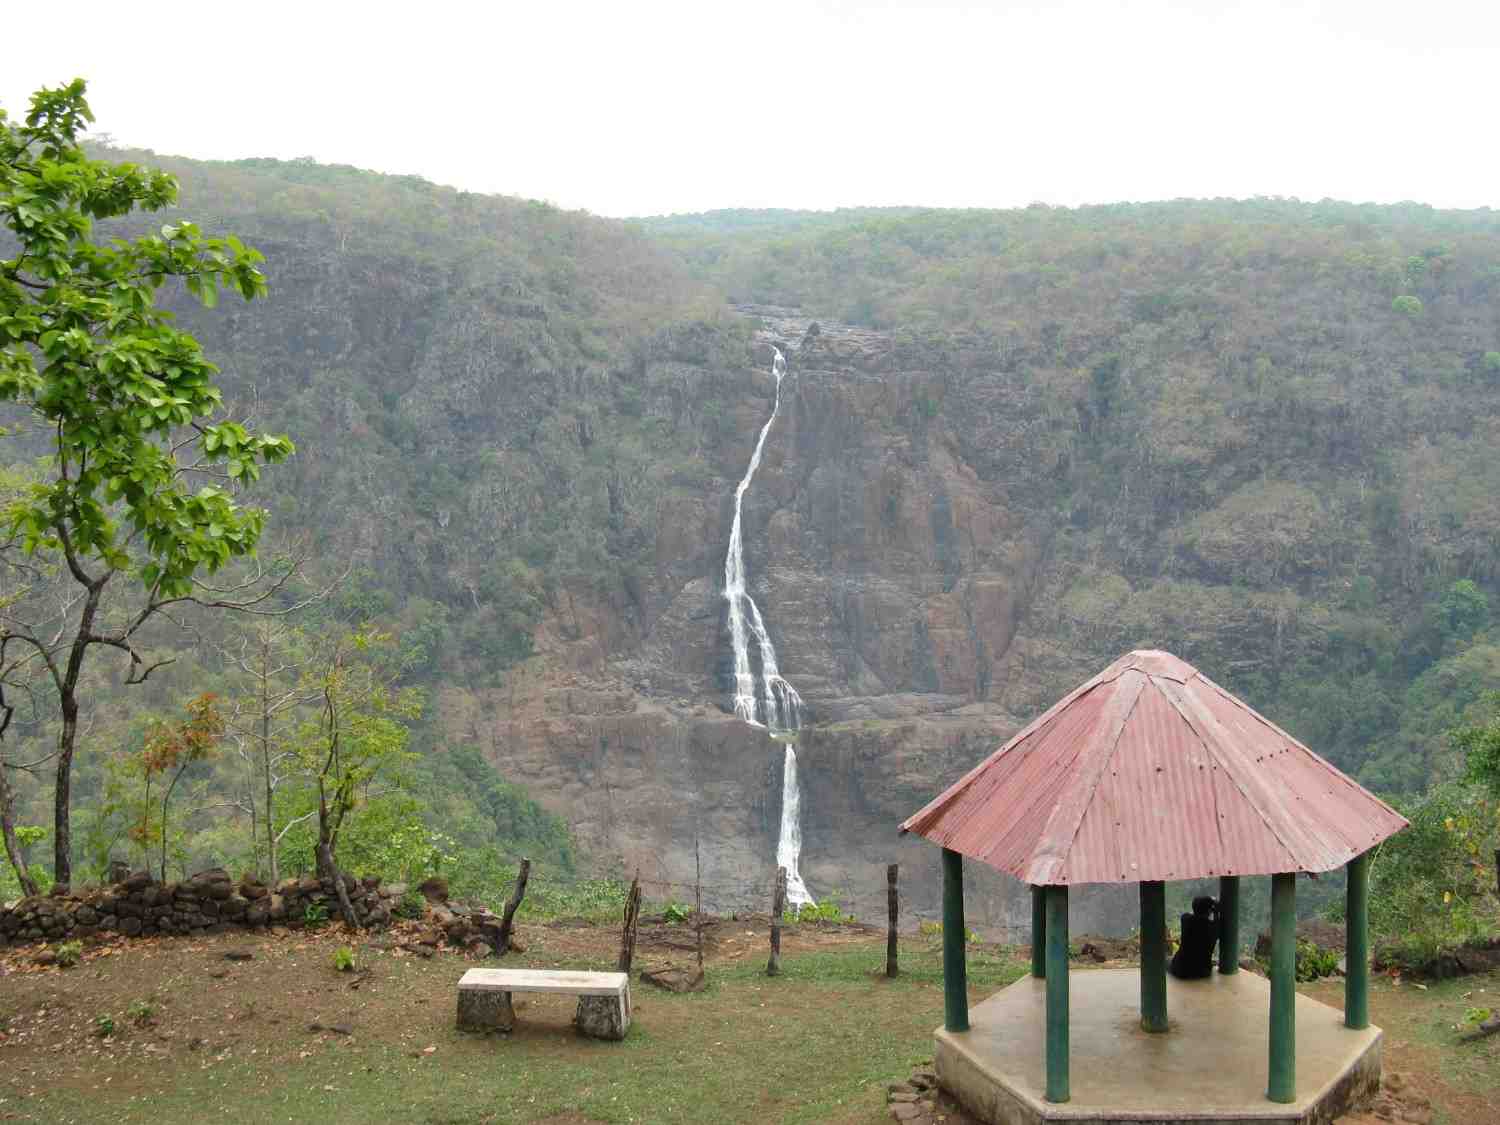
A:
456 968 631 1040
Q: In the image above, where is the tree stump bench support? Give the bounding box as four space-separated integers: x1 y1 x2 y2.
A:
456 968 631 1040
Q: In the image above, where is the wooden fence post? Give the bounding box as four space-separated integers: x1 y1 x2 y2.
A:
886 863 899 977
617 871 642 972
767 866 787 976
694 836 704 970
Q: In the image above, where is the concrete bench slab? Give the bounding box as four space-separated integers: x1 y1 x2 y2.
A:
457 968 631 1040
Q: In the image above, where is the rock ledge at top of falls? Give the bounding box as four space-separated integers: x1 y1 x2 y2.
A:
735 304 896 374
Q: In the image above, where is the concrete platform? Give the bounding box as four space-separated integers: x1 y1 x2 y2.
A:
935 969 1381 1124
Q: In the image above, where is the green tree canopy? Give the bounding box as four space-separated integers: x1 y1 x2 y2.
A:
0 80 292 882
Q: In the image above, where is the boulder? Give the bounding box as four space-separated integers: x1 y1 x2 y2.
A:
418 876 449 904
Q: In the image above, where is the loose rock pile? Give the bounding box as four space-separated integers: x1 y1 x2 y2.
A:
885 1065 978 1124
0 867 402 945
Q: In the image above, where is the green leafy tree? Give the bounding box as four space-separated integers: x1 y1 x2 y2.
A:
297 628 420 924
1439 579 1490 644
0 80 293 883
1452 694 1500 896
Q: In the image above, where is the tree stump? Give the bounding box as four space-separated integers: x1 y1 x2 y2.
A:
456 987 515 1033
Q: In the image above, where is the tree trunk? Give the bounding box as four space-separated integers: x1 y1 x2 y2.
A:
263 706 277 883
316 843 359 927
53 695 78 886
0 763 39 897
492 858 530 955
261 640 278 884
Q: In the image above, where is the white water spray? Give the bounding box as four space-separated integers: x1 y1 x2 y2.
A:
722 346 813 906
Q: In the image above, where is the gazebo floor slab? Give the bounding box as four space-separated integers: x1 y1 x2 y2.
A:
935 969 1380 1125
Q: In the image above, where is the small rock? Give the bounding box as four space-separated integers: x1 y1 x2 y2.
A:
890 1104 922 1122
32 950 57 966
889 1091 919 1103
308 1021 353 1036
224 949 255 961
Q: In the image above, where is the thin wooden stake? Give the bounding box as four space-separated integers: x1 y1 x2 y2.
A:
767 866 787 976
886 863 899 977
694 835 704 970
617 871 642 972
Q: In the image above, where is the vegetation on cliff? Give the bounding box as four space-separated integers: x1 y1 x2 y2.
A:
1 84 1498 949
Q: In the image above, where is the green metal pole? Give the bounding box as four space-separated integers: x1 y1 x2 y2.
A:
1045 885 1070 1103
942 848 969 1033
1219 875 1241 974
1139 880 1168 1032
1267 873 1296 1103
1345 852 1370 1030
1031 884 1046 978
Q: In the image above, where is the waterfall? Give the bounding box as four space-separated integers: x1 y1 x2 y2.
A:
723 347 803 732
776 743 814 906
723 345 813 906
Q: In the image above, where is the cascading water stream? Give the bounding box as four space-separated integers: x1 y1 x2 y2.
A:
723 346 813 905
775 743 813 906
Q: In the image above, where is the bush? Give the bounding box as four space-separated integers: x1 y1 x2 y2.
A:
1368 782 1496 966
784 896 856 925
1295 939 1341 981
54 940 82 968
93 1014 114 1038
332 946 356 972
127 1000 155 1027
303 901 329 929
662 901 691 924
394 887 426 920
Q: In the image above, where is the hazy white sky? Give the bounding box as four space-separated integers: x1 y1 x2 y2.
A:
4 0 1497 217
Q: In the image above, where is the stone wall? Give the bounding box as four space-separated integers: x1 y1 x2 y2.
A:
0 868 402 946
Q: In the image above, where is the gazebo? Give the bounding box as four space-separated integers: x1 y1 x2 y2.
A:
900 650 1408 1124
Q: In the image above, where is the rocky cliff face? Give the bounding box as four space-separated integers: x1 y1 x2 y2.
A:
446 306 1134 934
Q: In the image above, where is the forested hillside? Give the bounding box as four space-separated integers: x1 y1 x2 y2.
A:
643 201 1500 793
4 132 1498 936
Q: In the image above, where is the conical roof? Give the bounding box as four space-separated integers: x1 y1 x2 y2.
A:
900 650 1407 885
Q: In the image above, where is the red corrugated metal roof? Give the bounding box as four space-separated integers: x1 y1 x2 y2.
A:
899 650 1408 884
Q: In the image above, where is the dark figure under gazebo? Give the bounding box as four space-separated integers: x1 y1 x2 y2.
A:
1169 896 1219 980
899 650 1408 1125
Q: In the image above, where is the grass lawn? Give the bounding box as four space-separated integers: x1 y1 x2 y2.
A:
0 923 1024 1125
1303 972 1500 1125
4 921 1496 1125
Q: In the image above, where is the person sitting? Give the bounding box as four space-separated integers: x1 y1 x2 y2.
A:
1168 896 1219 979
